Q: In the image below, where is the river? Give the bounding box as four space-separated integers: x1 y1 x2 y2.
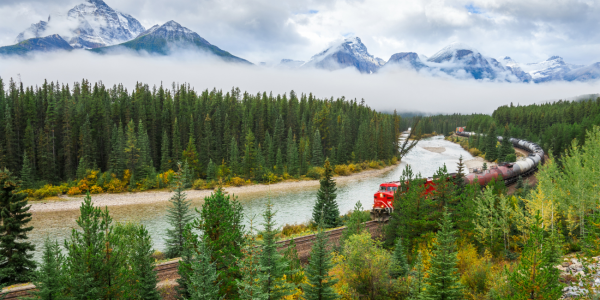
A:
27 135 473 260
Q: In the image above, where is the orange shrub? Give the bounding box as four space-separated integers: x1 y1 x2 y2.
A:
104 176 126 193
32 184 63 198
469 148 482 157
67 187 82 195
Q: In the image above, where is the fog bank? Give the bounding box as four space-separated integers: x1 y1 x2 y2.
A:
1 51 599 115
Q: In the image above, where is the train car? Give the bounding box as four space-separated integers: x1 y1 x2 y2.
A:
372 131 545 220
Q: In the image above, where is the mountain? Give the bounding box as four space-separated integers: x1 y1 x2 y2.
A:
0 34 73 56
500 57 533 82
563 62 600 82
15 0 145 49
424 43 511 80
90 20 251 64
303 37 385 73
383 52 427 70
518 56 583 83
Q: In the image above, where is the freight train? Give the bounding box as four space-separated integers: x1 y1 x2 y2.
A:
371 132 545 220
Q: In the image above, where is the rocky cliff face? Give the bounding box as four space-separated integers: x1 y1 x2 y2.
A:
303 37 385 73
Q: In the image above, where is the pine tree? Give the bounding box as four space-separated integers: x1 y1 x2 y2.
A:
182 126 201 180
23 238 65 300
173 118 182 166
160 130 171 172
79 115 95 170
302 221 340 300
130 225 160 300
207 159 217 181
484 124 498 161
499 129 514 162
195 188 244 299
340 201 367 244
422 208 463 300
286 128 299 176
243 130 257 179
409 251 426 299
165 163 193 258
108 123 124 176
311 159 341 228
137 119 153 179
391 237 409 278
311 130 324 167
275 148 283 175
454 155 466 190
20 151 35 189
0 169 36 285
282 238 303 286
506 214 563 299
124 119 140 182
229 137 239 176
259 200 295 298
236 219 267 300
187 231 222 300
302 141 310 175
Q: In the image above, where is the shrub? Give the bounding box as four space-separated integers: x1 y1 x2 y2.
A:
192 178 207 189
334 164 351 176
369 161 381 169
281 223 309 237
90 185 103 194
229 177 247 187
152 250 166 262
505 154 517 162
391 157 398 164
32 184 63 198
104 176 127 193
348 164 358 173
67 186 82 195
469 148 482 156
307 167 325 179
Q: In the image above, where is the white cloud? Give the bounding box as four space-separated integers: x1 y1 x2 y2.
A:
1 51 598 115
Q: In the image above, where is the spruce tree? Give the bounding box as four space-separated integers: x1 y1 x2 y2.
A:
454 155 466 190
422 208 463 300
207 159 217 181
286 128 299 176
259 200 294 298
302 141 310 175
195 188 244 299
340 201 367 244
409 251 426 299
302 221 340 300
275 148 283 175
137 119 153 179
173 118 182 165
311 130 324 167
20 152 35 189
165 163 194 258
108 123 122 176
187 231 222 300
499 129 514 162
0 169 36 285
160 130 171 172
243 130 257 179
390 237 409 278
124 119 140 182
130 225 160 300
507 214 563 299
282 238 303 286
24 238 65 300
311 159 341 228
236 219 267 300
229 137 239 176
484 124 498 161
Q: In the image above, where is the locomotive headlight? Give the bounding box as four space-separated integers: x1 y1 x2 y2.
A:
379 193 383 198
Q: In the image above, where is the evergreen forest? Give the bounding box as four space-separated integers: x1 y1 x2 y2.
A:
0 78 401 195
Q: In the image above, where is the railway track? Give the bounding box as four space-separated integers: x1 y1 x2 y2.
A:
2 221 385 298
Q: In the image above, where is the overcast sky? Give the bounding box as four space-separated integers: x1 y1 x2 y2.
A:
1 0 600 65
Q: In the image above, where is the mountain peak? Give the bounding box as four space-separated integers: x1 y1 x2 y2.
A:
428 42 479 63
547 55 563 61
304 36 384 73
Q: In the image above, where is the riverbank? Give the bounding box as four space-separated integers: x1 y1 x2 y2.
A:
28 163 400 213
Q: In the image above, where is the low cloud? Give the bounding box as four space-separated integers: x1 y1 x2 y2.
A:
1 51 598 115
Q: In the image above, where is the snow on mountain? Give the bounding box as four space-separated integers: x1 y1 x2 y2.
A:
563 62 600 82
15 0 145 49
303 37 385 73
518 56 583 82
90 20 251 64
500 56 533 82
381 52 427 71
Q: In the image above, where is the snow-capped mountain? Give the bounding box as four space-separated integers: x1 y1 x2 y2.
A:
15 0 145 49
91 20 251 64
383 52 427 71
0 34 73 56
303 37 385 73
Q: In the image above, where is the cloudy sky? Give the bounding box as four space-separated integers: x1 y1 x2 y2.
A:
1 0 600 65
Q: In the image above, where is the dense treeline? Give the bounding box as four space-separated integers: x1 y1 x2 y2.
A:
407 113 486 136
468 98 600 157
0 77 401 189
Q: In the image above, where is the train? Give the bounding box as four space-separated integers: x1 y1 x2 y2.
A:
371 132 545 220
